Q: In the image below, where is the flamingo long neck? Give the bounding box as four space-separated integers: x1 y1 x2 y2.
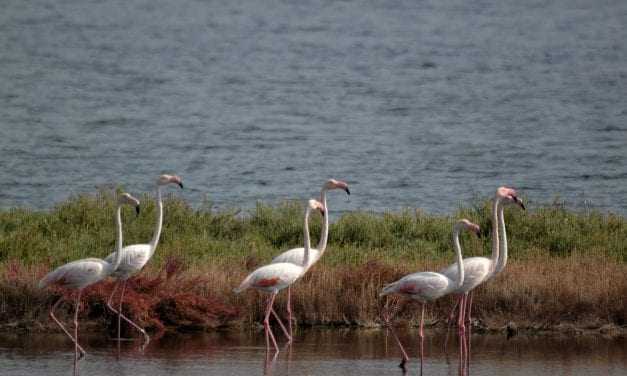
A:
149 185 163 257
110 204 124 273
302 207 312 270
495 204 508 275
452 225 465 289
317 187 329 254
489 196 501 275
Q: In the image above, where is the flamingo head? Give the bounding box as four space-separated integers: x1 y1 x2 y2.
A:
158 174 184 189
497 186 525 210
323 179 350 195
308 199 326 217
457 218 481 237
118 192 141 216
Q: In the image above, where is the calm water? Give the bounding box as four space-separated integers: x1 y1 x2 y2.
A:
0 329 626 376
1 0 626 214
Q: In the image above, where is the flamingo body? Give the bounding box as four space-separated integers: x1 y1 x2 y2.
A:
40 258 115 290
438 257 492 294
104 244 151 279
234 262 304 294
271 247 320 272
380 271 457 303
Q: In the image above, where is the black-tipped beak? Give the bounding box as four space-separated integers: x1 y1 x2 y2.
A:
320 208 325 218
178 182 184 189
514 196 525 210
344 187 350 195
135 206 141 216
476 229 482 238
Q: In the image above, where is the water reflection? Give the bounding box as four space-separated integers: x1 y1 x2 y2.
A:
0 329 625 375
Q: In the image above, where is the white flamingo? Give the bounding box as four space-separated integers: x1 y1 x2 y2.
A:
440 187 524 341
270 179 349 339
104 174 183 344
234 199 325 353
39 193 140 373
380 219 480 372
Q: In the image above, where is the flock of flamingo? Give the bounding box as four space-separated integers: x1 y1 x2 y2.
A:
39 174 524 375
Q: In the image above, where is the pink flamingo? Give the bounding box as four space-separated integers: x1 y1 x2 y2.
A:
104 174 183 344
39 193 140 375
234 199 325 352
380 219 480 373
441 187 524 352
270 179 349 340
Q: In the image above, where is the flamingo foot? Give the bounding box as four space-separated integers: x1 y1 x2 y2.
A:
399 358 407 373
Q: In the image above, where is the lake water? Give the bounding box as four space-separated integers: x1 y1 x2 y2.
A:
1 0 626 214
0 329 625 375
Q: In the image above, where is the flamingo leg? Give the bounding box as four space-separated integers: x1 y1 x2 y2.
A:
264 292 280 353
444 296 461 355
49 296 86 359
458 294 468 376
388 322 410 372
73 290 82 376
116 280 150 346
270 308 292 342
465 292 474 374
287 286 294 339
419 303 425 376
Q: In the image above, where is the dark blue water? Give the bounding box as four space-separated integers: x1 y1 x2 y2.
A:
1 0 626 214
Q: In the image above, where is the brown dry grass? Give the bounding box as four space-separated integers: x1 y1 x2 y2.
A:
1 254 625 334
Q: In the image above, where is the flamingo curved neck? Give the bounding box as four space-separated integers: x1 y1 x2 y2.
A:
149 185 163 257
495 204 507 275
489 196 501 275
303 207 312 269
317 187 329 253
111 204 124 272
452 225 464 289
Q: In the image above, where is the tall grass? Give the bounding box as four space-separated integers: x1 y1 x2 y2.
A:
0 191 625 333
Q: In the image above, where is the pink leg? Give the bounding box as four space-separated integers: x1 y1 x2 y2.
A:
49 296 86 359
116 280 150 346
73 290 82 376
458 294 468 376
465 292 474 374
271 308 292 342
287 286 293 339
444 296 461 354
419 303 425 376
388 323 410 372
264 292 280 353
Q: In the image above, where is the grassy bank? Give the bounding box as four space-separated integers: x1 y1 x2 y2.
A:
1 191 625 335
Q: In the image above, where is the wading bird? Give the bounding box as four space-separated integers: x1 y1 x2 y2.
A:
270 179 349 339
104 174 183 344
441 187 524 348
234 199 325 353
39 193 140 374
380 219 480 373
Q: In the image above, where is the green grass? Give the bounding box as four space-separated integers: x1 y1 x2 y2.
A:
0 190 625 270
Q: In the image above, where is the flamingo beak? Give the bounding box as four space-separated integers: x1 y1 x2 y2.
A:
344 187 350 195
513 196 525 210
135 205 141 217
178 182 184 189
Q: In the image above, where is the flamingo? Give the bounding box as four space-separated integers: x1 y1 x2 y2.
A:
104 174 183 344
380 219 480 373
234 199 325 353
441 187 524 348
39 193 140 374
270 179 350 339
